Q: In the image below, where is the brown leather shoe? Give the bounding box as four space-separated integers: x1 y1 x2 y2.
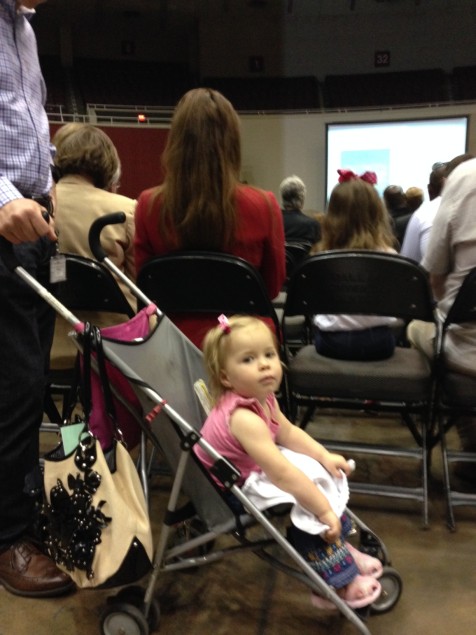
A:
0 540 75 597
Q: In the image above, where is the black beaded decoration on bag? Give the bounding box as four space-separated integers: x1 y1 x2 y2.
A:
40 324 112 580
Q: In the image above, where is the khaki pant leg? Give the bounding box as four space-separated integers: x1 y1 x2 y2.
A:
406 319 436 361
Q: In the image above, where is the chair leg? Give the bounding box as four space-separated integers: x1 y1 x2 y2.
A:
299 405 316 429
420 418 430 529
438 414 456 531
43 388 62 425
287 399 298 424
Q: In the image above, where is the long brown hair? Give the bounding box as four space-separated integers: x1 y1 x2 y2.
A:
152 88 242 250
318 179 395 251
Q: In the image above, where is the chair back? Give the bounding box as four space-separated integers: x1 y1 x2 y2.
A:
46 254 135 424
53 253 135 317
436 266 476 376
443 267 476 327
433 270 476 530
284 250 435 323
285 242 312 281
137 251 280 337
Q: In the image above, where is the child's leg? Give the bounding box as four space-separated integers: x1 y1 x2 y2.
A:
287 521 359 588
287 518 381 609
344 541 383 578
310 574 381 610
340 513 383 578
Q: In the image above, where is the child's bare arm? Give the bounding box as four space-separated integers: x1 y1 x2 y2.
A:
274 406 351 478
230 407 340 540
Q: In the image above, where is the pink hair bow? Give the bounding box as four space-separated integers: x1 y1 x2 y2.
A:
217 314 231 334
360 171 378 185
337 169 378 185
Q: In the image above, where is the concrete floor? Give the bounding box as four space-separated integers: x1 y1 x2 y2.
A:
2 412 476 635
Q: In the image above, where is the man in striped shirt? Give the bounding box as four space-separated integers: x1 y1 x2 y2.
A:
0 0 73 598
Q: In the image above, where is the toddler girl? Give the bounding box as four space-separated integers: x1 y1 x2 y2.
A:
194 314 382 609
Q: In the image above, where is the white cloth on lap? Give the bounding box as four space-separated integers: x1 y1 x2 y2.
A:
241 447 349 536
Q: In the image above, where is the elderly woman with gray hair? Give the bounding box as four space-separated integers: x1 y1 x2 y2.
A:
279 175 320 247
49 123 137 370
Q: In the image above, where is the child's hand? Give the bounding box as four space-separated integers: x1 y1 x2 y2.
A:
319 509 341 543
323 453 352 478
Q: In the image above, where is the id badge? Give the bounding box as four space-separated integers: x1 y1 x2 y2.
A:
50 253 67 283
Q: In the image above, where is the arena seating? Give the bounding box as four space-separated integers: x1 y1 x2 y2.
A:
40 57 468 114
323 68 448 109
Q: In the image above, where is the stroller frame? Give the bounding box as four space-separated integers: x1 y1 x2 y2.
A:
96 317 401 635
3 215 402 635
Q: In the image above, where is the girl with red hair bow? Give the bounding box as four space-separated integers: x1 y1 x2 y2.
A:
312 170 399 361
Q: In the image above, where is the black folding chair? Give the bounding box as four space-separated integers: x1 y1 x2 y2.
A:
434 267 476 530
285 241 312 282
45 253 135 424
281 250 438 526
136 251 281 339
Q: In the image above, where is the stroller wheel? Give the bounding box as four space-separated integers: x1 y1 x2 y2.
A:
370 567 403 614
109 586 160 631
100 602 149 635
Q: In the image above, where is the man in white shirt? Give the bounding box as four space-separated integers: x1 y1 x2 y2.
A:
400 163 446 262
407 157 476 471
400 155 473 263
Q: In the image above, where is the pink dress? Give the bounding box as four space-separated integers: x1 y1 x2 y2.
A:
194 390 356 588
194 391 279 487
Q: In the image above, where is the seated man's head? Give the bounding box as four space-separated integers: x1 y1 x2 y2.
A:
427 162 447 200
427 154 475 200
383 185 407 211
280 175 306 211
405 186 424 212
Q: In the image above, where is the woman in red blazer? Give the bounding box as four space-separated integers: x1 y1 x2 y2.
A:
134 88 285 348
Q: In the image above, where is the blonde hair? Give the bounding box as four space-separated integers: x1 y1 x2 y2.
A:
318 179 395 251
53 123 121 190
203 315 277 402
405 186 424 212
151 88 242 250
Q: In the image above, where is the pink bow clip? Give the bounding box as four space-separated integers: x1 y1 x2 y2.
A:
218 314 231 334
337 169 377 185
337 168 358 183
360 170 378 185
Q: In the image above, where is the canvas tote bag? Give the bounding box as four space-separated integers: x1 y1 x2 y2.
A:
41 324 153 588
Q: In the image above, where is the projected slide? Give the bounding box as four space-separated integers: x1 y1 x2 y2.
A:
326 116 468 200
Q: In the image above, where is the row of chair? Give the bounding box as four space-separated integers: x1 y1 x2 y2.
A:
45 248 476 530
283 250 476 530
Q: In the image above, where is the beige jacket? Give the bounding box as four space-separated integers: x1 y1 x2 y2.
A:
51 175 136 370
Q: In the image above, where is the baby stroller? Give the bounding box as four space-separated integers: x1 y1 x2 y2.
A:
2 214 402 635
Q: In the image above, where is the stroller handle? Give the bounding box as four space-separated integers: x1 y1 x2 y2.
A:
88 212 126 262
